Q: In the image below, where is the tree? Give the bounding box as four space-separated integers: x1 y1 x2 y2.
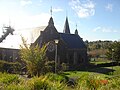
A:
106 42 120 62
20 37 51 76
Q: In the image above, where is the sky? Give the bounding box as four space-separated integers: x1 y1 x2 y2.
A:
0 0 120 48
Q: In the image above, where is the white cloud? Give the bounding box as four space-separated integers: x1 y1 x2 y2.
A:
93 26 101 32
69 0 95 18
92 26 119 33
105 3 113 12
52 7 63 12
20 0 32 6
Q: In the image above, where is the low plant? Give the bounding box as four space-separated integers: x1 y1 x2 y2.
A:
0 72 19 85
25 75 67 90
0 60 22 73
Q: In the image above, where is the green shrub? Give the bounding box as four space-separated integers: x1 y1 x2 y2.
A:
0 60 22 73
20 37 49 76
26 75 66 90
47 73 68 82
4 84 30 90
61 63 68 72
27 76 50 90
44 60 55 72
0 72 19 84
75 73 108 90
1 71 120 90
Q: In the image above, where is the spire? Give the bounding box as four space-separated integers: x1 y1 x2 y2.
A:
63 17 70 34
48 7 54 26
75 24 78 35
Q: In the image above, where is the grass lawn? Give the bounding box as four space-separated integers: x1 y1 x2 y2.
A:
64 58 120 78
64 66 120 78
90 58 112 64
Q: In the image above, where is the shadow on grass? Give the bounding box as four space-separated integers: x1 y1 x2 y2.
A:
87 67 115 75
67 62 118 75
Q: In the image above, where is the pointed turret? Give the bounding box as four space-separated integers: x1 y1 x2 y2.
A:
48 7 54 27
75 24 78 35
48 17 54 27
75 29 78 35
63 17 70 34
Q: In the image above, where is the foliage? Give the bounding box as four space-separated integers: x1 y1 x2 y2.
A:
0 72 66 90
1 59 120 90
20 37 52 76
1 69 120 90
0 72 19 85
86 40 112 60
0 60 22 73
27 75 66 90
106 41 120 62
86 40 113 51
88 49 107 58
61 63 68 71
65 71 120 90
46 73 68 82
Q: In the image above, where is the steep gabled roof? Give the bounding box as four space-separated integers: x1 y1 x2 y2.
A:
33 17 59 46
63 17 70 34
59 33 86 49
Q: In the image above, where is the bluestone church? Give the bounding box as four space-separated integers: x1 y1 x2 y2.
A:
33 15 88 67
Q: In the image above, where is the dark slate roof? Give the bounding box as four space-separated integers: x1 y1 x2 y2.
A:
59 33 86 49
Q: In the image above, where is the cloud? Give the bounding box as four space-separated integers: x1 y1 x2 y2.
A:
92 26 119 33
93 26 101 32
69 0 95 18
105 3 113 12
20 0 32 6
52 7 63 12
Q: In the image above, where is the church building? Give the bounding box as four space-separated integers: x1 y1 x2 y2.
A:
0 11 88 69
33 16 88 67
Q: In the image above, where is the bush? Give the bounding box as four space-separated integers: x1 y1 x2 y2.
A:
61 63 68 72
0 72 19 85
1 72 120 90
25 75 66 90
20 37 49 76
47 73 68 82
0 60 22 73
44 60 55 73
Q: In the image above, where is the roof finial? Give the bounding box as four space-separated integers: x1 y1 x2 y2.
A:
76 24 77 30
50 6 52 17
75 24 78 35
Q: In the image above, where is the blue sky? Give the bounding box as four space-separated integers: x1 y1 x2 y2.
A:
0 0 120 44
